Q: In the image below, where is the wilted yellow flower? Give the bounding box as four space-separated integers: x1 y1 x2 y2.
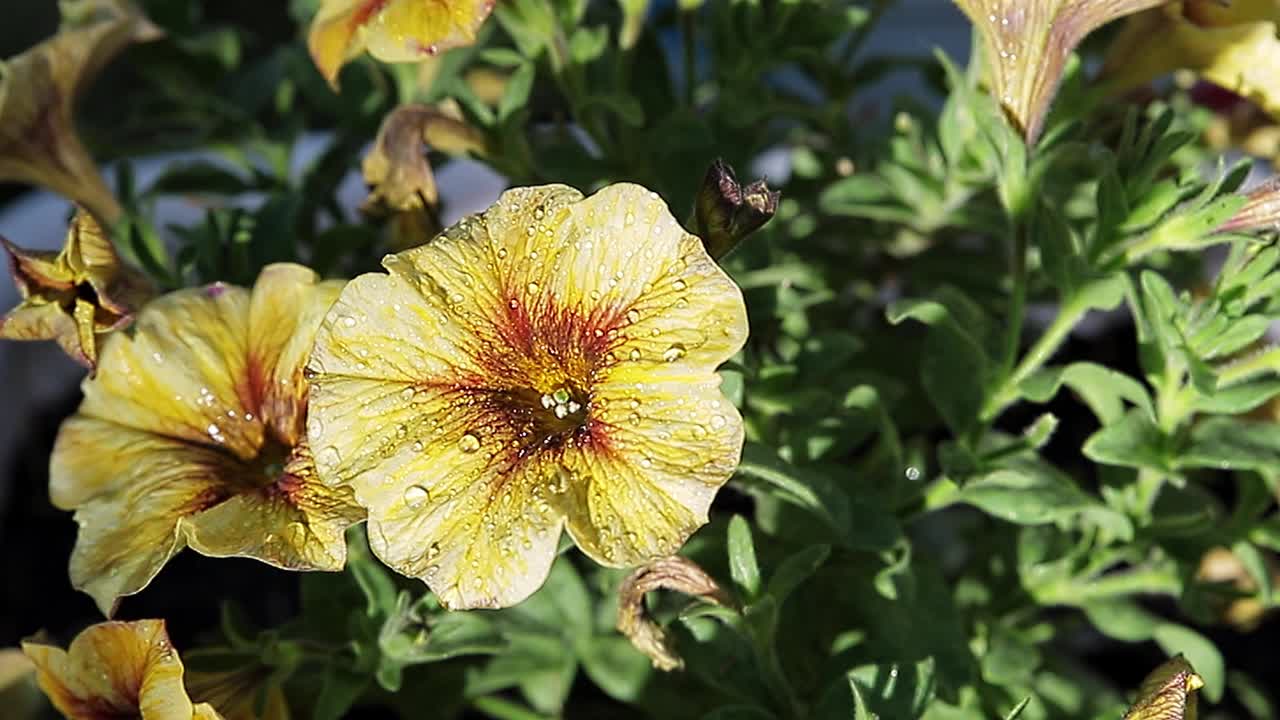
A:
1103 1 1280 118
952 0 1165 142
1123 654 1204 720
306 183 748 609
22 620 223 720
308 0 497 89
0 0 161 224
0 210 152 368
51 264 365 616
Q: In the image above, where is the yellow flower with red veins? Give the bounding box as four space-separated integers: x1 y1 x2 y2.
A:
308 0 497 88
1103 1 1280 119
22 620 223 720
306 183 748 609
51 264 366 616
1 210 152 369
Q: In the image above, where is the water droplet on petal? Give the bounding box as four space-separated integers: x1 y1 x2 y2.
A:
458 433 482 453
318 445 342 468
626 309 641 324
709 415 727 430
404 485 430 508
341 315 357 328
400 387 416 401
672 279 688 291
663 344 686 362
527 282 539 295
629 348 642 361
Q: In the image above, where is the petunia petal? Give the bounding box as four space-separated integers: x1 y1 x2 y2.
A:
308 0 494 88
77 285 263 461
50 417 236 616
564 376 744 565
307 372 564 609
22 620 199 720
182 443 364 572
246 263 343 446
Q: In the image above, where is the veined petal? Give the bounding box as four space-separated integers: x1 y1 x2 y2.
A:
185 659 289 720
306 372 564 608
78 285 262 460
50 417 235 616
566 376 744 565
246 263 343 446
308 0 495 88
182 443 364 572
22 620 209 720
954 0 1165 142
0 301 88 364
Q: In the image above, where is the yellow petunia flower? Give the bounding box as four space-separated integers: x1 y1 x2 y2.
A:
952 0 1166 142
306 183 749 609
0 210 152 369
308 0 497 89
22 620 224 720
0 0 161 225
51 263 366 616
1102 1 1280 118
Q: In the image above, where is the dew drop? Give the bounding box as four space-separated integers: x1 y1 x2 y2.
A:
318 445 342 468
427 541 441 558
672 279 688 291
662 344 686 362
404 485 430 508
709 414 727 430
628 412 642 426
526 282 540 295
341 315 357 328
400 387 416 401
458 433 482 453
626 309 641 324
629 348 642 361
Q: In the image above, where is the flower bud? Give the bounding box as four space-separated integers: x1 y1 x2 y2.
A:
694 159 779 259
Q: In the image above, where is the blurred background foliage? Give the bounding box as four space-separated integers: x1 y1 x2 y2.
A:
4 0 1280 719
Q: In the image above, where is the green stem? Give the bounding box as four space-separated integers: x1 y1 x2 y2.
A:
982 295 1089 421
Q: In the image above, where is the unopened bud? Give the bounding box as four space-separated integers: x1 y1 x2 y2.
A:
1220 176 1280 233
693 159 779 260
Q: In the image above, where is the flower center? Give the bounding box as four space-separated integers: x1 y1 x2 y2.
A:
491 382 592 453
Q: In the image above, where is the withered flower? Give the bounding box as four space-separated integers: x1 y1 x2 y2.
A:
952 0 1166 143
0 0 161 225
616 556 734 671
693 159 779 260
0 209 152 368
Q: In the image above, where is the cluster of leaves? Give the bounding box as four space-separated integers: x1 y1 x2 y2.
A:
15 0 1280 718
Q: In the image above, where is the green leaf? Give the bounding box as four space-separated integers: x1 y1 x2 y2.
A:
735 444 850 538
700 707 777 720
1179 417 1280 472
1021 362 1154 424
579 636 651 703
498 63 536 121
954 469 1129 532
921 322 989 436
849 677 880 720
1083 410 1168 472
727 515 761 600
765 544 830 607
314 664 370 720
1003 697 1032 720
